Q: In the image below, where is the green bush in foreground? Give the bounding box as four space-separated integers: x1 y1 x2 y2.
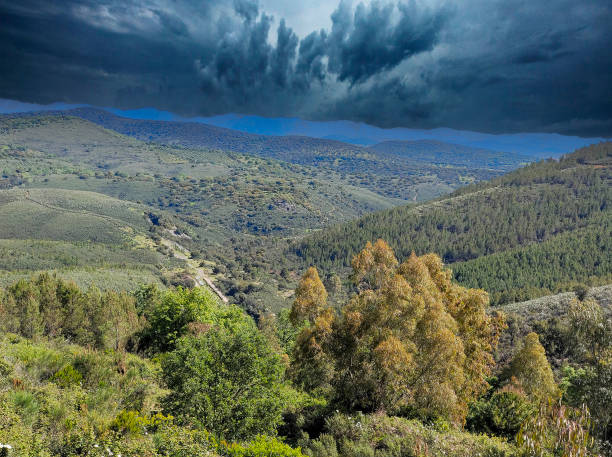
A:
303 412 517 457
161 325 286 441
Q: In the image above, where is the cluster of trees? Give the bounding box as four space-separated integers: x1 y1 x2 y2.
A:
454 221 612 304
0 273 140 350
289 240 505 424
285 240 610 455
1 238 610 456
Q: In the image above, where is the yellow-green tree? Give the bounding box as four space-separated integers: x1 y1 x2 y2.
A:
509 332 559 402
290 240 504 424
290 266 328 326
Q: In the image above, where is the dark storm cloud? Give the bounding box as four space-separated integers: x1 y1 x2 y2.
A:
325 1 449 84
0 0 611 136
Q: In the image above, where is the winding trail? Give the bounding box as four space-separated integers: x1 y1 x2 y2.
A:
21 190 229 304
160 237 229 304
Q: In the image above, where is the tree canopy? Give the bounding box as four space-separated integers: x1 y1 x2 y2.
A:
290 240 505 424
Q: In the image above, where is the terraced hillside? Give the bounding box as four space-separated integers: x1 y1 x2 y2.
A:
291 142 612 304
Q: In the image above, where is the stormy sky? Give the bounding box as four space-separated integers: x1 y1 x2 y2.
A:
1 0 611 136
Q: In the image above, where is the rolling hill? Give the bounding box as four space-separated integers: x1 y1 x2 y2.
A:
291 142 612 304
0 112 403 311
49 107 530 201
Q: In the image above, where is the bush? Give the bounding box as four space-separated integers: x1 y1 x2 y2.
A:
161 326 286 441
51 364 82 388
222 435 305 457
467 391 534 439
304 413 517 457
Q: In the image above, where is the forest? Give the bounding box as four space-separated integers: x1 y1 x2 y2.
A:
292 142 612 304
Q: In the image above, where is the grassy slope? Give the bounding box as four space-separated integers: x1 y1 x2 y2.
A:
0 187 184 289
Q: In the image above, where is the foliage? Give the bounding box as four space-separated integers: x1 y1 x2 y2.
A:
508 333 559 402
161 325 286 441
138 286 223 353
0 329 307 457
566 298 611 363
304 412 517 457
562 296 612 443
290 267 328 326
0 273 142 350
467 387 535 439
517 402 599 457
291 240 505 424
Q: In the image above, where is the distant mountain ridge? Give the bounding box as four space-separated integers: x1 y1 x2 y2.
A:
368 139 530 169
0 98 605 157
12 107 527 202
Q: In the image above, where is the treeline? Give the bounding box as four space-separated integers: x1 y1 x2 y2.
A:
0 273 140 349
291 142 612 304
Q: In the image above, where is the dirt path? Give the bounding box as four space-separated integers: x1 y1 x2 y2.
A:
23 191 229 304
160 238 229 304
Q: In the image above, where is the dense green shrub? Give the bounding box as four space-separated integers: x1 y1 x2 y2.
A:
161 325 286 441
467 391 535 439
51 364 83 388
137 286 226 353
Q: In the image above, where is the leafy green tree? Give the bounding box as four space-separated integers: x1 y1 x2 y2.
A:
467 385 535 439
139 286 221 353
103 291 141 351
567 298 611 363
161 325 285 441
563 363 612 443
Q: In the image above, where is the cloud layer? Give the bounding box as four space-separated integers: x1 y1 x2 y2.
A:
0 0 611 136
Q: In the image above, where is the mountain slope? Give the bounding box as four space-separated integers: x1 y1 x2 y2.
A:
0 113 401 310
291 142 612 304
368 139 530 169
54 107 530 201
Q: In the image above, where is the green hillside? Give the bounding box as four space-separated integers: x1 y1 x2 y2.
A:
0 113 404 308
291 142 612 304
0 187 188 290
59 108 529 201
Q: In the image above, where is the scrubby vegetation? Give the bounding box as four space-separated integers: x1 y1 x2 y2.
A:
2 238 609 456
62 108 524 201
